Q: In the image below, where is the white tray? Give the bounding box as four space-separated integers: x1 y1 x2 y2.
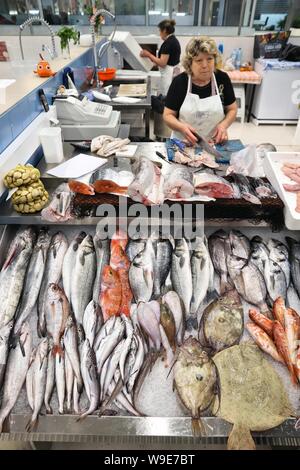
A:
264 151 300 230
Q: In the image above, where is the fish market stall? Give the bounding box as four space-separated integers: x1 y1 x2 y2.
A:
0 141 300 450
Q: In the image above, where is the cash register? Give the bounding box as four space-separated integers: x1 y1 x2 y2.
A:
54 95 121 140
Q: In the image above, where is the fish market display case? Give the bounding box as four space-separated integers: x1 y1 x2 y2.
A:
0 143 299 449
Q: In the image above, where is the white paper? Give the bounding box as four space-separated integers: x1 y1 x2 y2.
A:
46 154 107 178
115 145 138 158
112 97 142 103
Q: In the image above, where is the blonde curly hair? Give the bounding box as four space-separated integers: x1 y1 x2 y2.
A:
182 36 220 74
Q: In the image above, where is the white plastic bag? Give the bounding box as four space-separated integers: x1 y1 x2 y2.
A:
227 145 265 177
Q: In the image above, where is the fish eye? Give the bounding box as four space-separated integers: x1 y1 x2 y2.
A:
196 374 203 381
218 317 225 323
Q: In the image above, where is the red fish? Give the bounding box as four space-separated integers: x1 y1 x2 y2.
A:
273 297 285 327
283 308 300 365
273 320 298 385
110 237 132 317
248 309 274 338
93 180 128 195
246 322 284 364
100 265 122 321
68 180 95 195
111 229 128 252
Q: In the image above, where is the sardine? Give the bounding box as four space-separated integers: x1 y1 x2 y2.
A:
62 231 86 302
229 230 250 259
64 316 83 392
95 319 125 375
71 234 96 326
208 230 231 294
268 239 290 288
83 300 102 349
45 284 70 357
153 238 173 299
162 291 184 345
79 339 99 419
13 228 51 339
102 339 126 399
0 321 13 390
0 322 32 432
171 239 193 326
55 348 65 414
286 237 300 298
92 233 110 304
44 342 55 414
37 232 68 337
129 239 155 303
26 338 48 432
0 227 35 328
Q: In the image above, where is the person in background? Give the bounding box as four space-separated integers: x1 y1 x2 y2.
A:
163 36 237 144
140 19 181 96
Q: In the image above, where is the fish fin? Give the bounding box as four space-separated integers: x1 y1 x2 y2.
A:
2 244 22 270
179 256 185 269
186 315 198 332
191 417 205 437
19 335 26 357
52 344 64 358
25 417 39 433
205 289 218 304
79 252 86 266
166 350 180 379
227 423 256 450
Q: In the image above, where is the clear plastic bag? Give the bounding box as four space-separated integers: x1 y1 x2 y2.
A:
227 145 265 177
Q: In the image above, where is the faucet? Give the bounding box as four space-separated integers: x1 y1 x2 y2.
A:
42 44 54 60
90 9 117 87
98 40 111 70
19 17 57 60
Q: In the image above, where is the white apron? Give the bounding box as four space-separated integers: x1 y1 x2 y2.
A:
158 34 180 96
171 73 225 140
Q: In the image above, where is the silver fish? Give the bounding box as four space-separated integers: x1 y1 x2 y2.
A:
208 230 231 294
37 232 68 337
112 369 142 416
79 339 99 419
62 231 86 302
13 228 51 339
171 238 193 324
268 238 290 288
95 318 125 375
102 339 126 400
64 315 83 391
264 259 287 303
153 238 173 299
55 348 65 414
0 321 13 390
71 234 96 326
83 300 102 349
129 239 155 303
287 283 300 312
45 284 70 357
44 342 55 414
162 291 184 346
26 338 48 432
94 316 116 352
65 352 74 413
286 237 300 299
137 302 161 350
127 332 145 394
73 324 85 415
190 237 214 318
0 227 35 328
249 236 269 274
99 356 111 403
126 239 145 263
0 322 32 432
119 317 134 383
227 255 269 314
26 348 37 411
229 230 250 259
92 233 110 304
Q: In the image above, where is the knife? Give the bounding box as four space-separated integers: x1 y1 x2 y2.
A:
191 131 224 160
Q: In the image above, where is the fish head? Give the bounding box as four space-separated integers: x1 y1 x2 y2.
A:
0 320 14 341
226 254 246 273
47 283 64 301
38 337 49 358
81 234 95 253
77 324 86 344
101 265 119 287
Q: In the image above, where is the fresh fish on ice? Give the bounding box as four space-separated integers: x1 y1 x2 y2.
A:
232 173 261 205
129 239 155 303
92 233 110 304
171 239 193 328
62 231 86 302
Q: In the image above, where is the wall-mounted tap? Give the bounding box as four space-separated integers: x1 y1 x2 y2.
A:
19 17 57 61
90 9 117 87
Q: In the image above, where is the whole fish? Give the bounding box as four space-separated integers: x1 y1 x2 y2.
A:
102 338 126 399
83 300 102 348
55 349 66 414
229 230 250 259
208 230 231 294
92 234 110 304
37 232 68 337
127 332 145 394
248 309 274 337
71 234 96 326
13 228 51 339
79 339 99 419
99 356 110 403
153 238 173 299
119 316 134 382
273 320 298 384
162 291 184 345
95 318 125 374
287 284 300 313
160 303 176 350
283 308 299 365
249 236 269 275
73 324 85 415
232 173 261 205
107 378 141 416
268 239 290 288
62 231 86 302
94 316 116 352
110 242 132 317
163 166 194 199
264 259 287 303
0 321 13 390
286 237 300 298
190 237 213 316
273 297 285 327
110 238 130 271
45 283 70 357
246 322 284 363
129 239 155 303
199 289 243 353
0 322 32 433
26 338 48 432
148 300 161 323
137 302 161 351
0 227 35 328
126 239 145 263
227 255 269 314
65 352 74 413
174 337 217 436
44 341 55 414
26 349 36 411
100 266 122 321
64 315 83 392
171 239 193 326
250 177 277 199
123 331 138 387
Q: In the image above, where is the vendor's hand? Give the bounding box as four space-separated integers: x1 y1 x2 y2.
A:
180 123 198 145
212 124 228 144
140 49 150 58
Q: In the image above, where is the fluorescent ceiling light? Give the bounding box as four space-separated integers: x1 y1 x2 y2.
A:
29 9 39 14
9 10 18 15
149 10 161 15
162 12 169 16
176 12 186 16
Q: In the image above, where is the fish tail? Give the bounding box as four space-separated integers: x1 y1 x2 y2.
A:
25 416 38 433
191 417 205 437
45 405 53 415
186 316 198 332
52 344 64 358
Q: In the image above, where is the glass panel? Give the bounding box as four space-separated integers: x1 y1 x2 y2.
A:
41 1 116 26
115 0 146 25
171 0 195 25
0 0 29 25
202 0 244 26
252 0 290 31
148 0 170 26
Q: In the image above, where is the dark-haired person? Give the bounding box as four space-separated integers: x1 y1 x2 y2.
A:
163 36 237 144
140 19 181 96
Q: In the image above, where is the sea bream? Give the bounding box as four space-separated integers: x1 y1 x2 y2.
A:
152 237 173 299
163 166 194 200
62 231 86 302
263 259 287 303
268 238 290 288
229 230 250 259
286 237 300 298
129 239 155 303
249 236 270 275
0 227 35 328
193 172 234 198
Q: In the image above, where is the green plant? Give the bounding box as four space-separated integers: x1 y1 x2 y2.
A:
57 26 79 51
292 16 300 28
277 15 287 30
84 3 103 34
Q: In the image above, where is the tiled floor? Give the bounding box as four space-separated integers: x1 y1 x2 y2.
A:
1 120 299 451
